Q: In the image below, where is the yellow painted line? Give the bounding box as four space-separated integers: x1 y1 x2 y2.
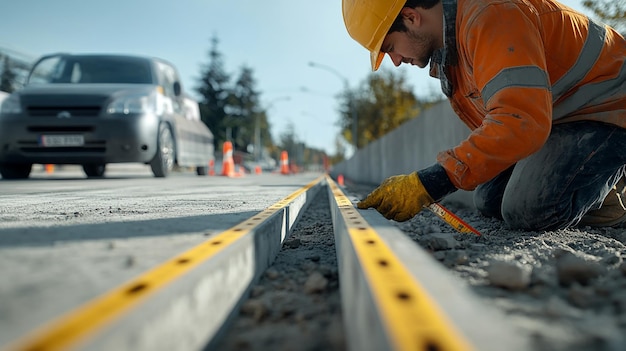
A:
7 175 325 351
328 175 474 351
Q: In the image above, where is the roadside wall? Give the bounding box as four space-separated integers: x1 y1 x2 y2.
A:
330 100 475 207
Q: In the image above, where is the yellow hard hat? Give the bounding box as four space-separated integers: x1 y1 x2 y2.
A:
342 0 405 71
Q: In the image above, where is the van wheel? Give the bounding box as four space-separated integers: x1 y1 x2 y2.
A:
83 164 106 178
0 163 32 179
150 124 175 177
196 166 208 176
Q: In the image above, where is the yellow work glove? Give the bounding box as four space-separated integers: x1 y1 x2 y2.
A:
357 172 434 222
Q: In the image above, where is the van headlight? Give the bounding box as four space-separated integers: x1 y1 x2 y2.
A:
106 91 162 115
0 94 22 114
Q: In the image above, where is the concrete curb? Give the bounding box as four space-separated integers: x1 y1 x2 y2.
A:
6 177 325 351
328 178 531 351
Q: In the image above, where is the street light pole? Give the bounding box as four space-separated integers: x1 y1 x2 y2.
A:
308 61 358 151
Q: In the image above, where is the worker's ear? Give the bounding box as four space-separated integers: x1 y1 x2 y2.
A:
400 7 421 27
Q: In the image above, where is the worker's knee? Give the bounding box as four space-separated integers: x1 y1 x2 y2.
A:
474 192 502 219
501 200 570 231
473 167 514 220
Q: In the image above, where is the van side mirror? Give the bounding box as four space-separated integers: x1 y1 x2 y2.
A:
173 82 182 96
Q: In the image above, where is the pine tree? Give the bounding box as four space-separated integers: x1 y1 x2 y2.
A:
195 36 231 150
228 66 263 152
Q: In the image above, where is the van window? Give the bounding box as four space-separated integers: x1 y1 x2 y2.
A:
28 56 153 84
28 56 63 84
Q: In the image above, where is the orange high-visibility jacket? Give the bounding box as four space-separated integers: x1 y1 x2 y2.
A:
435 0 626 190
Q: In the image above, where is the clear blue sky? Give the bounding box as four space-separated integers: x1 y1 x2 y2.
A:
0 0 588 156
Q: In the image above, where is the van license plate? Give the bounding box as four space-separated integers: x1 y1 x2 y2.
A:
39 135 85 147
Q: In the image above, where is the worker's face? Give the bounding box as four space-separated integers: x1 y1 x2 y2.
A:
381 27 438 69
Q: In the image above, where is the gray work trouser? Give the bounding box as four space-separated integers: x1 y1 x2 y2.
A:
474 121 626 231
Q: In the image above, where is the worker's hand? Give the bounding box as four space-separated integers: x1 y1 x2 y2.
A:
357 172 434 222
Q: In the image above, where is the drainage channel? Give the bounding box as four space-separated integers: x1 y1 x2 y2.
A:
213 178 344 351
5 175 529 351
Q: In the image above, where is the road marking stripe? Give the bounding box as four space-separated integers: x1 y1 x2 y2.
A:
8 175 325 351
327 175 474 351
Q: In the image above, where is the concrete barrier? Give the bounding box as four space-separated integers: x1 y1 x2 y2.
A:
330 100 475 207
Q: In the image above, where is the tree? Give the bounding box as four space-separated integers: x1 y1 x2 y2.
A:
276 122 300 160
258 110 273 150
228 65 264 152
196 36 270 157
301 146 328 171
337 68 440 148
330 136 347 165
0 56 17 93
195 36 231 151
583 0 626 33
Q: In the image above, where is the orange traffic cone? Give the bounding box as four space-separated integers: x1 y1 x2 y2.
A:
255 165 262 175
221 141 235 177
45 164 54 174
208 159 215 176
338 174 344 186
280 151 290 175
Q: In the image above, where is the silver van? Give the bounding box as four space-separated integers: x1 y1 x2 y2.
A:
0 53 214 179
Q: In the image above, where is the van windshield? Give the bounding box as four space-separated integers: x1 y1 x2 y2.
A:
28 55 154 85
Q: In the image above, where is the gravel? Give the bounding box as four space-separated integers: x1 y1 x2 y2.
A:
388 196 626 351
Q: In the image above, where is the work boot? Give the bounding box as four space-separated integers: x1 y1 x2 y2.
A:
579 177 626 227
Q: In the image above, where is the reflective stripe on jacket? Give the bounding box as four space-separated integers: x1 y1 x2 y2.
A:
435 0 626 190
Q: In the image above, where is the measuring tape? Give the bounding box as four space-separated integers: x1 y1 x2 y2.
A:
427 203 481 236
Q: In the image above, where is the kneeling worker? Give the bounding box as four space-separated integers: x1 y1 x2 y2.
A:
343 0 626 230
